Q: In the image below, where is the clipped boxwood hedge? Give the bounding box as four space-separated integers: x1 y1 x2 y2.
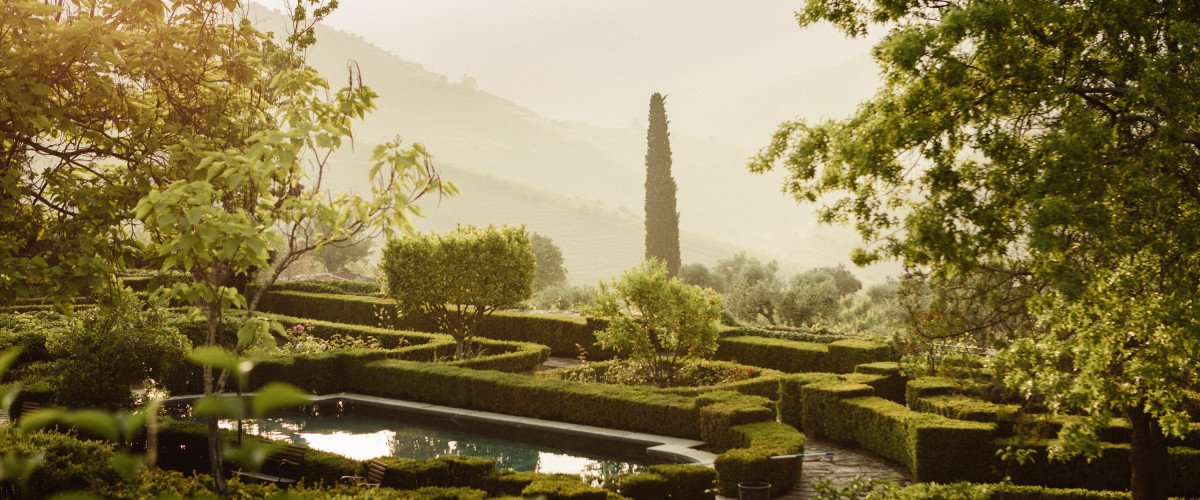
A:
798 381 997 482
894 482 1131 499
997 438 1200 496
778 372 841 428
905 376 961 407
258 291 608 357
714 335 893 374
616 464 716 499
338 359 705 438
713 421 805 497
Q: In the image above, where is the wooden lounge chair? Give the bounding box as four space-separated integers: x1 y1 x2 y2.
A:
234 444 306 487
340 458 385 487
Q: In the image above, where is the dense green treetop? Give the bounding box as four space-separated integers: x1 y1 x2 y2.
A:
381 225 535 358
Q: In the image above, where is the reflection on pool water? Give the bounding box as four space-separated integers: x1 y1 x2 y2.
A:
171 402 661 481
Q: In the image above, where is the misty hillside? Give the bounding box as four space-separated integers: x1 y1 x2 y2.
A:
247 6 897 283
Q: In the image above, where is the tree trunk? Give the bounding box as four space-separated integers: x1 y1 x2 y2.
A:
207 414 227 494
1128 405 1170 500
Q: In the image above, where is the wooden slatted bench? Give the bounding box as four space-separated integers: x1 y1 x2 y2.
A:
234 444 306 487
17 401 42 421
340 459 385 488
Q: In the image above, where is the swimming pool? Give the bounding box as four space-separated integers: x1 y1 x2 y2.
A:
167 398 671 482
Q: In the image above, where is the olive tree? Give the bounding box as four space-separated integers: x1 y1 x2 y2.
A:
381 225 535 359
591 260 722 387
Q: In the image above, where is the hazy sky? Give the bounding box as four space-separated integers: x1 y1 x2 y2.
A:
312 1 883 149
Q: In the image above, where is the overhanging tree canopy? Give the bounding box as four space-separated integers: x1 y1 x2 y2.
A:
751 1 1200 497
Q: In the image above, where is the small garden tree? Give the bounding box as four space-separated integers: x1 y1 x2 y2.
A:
591 260 722 386
381 225 536 359
530 232 568 291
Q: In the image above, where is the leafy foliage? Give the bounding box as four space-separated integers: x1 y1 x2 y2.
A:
644 93 681 276
530 232 568 291
753 0 1200 495
312 234 374 274
45 295 191 409
591 260 722 386
381 225 536 358
528 283 596 312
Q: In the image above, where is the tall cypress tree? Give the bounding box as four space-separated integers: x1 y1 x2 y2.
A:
644 92 681 276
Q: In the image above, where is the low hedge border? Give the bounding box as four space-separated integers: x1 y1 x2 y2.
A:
258 291 608 357
615 464 716 499
717 325 850 344
798 381 997 482
714 336 894 374
894 482 1131 499
163 316 550 395
270 314 550 373
713 421 805 497
996 438 1200 496
237 356 776 440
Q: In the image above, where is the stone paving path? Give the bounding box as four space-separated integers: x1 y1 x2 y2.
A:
773 436 911 499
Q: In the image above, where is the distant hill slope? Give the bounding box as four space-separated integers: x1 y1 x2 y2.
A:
247 5 898 283
322 150 795 285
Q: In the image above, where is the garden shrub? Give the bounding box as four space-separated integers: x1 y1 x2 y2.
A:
0 311 66 367
381 225 536 359
520 473 610 500
615 464 715 500
46 299 191 408
590 260 723 387
0 427 124 497
713 421 805 497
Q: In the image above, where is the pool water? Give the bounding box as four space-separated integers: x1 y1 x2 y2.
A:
170 402 661 481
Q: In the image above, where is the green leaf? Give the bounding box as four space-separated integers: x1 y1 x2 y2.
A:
109 452 145 482
251 383 310 417
223 440 281 471
0 451 44 484
0 348 21 380
192 395 245 419
17 408 63 434
187 346 240 372
61 409 119 441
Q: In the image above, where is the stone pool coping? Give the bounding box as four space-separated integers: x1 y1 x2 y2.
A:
165 392 716 466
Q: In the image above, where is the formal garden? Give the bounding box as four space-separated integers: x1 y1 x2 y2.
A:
5 0 1200 499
